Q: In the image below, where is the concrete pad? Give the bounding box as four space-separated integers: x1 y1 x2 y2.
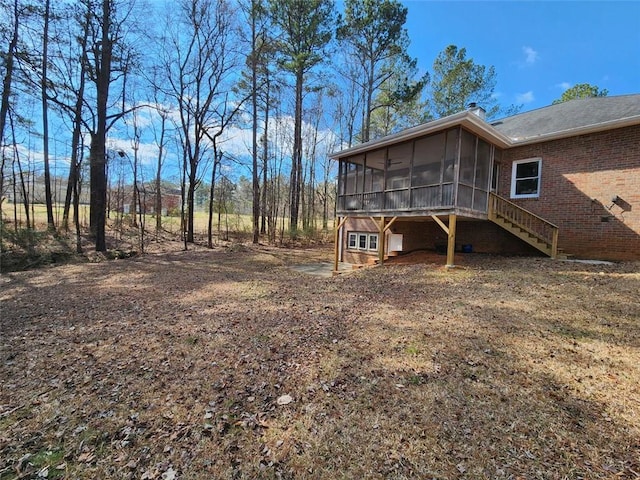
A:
289 262 354 277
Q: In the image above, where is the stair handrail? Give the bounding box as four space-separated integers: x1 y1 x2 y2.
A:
488 192 559 258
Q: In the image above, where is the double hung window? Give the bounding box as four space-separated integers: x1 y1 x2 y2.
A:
511 158 542 198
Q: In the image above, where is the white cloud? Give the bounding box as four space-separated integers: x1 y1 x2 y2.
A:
522 46 539 65
516 91 535 104
556 82 571 91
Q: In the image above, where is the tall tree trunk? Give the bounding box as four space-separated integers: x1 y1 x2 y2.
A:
260 81 269 235
11 159 18 231
41 0 55 230
362 58 375 143
89 0 113 252
180 148 188 251
131 138 139 228
11 116 30 230
73 161 82 253
207 149 220 248
186 164 196 243
0 0 19 150
322 179 328 231
155 113 166 236
89 133 107 251
250 1 260 244
260 71 271 234
62 9 89 230
290 68 304 234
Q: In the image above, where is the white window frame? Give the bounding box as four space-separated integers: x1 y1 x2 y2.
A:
347 231 379 252
511 157 542 199
348 233 357 249
368 234 378 251
358 233 367 250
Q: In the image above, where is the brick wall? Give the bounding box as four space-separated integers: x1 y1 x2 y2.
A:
498 124 640 261
342 217 379 264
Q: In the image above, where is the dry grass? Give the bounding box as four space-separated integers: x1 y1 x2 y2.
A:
1 245 639 479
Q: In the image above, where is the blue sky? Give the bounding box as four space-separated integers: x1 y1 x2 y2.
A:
401 1 640 113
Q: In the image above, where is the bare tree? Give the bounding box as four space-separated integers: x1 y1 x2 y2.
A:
269 0 335 235
239 0 272 244
84 0 137 251
39 0 54 229
152 105 169 236
0 0 20 159
159 0 241 245
337 0 426 142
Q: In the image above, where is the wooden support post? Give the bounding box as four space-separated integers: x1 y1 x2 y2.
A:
383 216 398 233
431 215 449 235
333 216 348 274
551 228 559 259
378 216 386 265
446 213 457 268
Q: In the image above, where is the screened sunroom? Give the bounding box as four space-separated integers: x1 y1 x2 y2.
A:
331 110 561 270
336 126 500 218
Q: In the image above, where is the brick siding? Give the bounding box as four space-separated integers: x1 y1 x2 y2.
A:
499 124 640 261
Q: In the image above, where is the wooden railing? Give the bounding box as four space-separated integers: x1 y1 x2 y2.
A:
488 193 559 258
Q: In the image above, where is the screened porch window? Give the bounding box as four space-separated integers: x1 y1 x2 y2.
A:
511 158 542 199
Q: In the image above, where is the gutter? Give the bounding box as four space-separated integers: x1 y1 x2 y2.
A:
507 115 640 146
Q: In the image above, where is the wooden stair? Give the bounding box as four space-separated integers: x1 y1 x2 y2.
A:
366 250 401 266
488 193 568 259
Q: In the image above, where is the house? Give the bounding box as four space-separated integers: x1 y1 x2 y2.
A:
109 184 181 217
330 94 640 271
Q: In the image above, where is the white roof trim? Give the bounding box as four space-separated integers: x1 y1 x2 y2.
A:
329 112 512 159
329 111 640 159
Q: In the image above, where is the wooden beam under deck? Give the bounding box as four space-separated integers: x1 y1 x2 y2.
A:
446 214 457 268
431 214 457 267
378 217 386 265
333 216 349 274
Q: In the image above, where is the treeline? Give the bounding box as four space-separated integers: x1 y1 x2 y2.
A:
0 0 512 252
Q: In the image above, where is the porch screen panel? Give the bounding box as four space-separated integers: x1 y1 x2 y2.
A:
470 138 492 212
366 149 386 172
412 185 440 208
443 128 459 184
442 183 454 206
364 168 384 191
412 132 445 186
385 142 412 210
458 184 473 208
386 142 412 190
337 161 346 210
363 149 386 211
491 148 502 192
459 129 476 185
343 155 364 210
475 139 491 190
363 150 384 210
344 155 364 194
473 190 488 211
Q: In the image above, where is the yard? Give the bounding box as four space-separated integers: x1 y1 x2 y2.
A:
1 244 639 479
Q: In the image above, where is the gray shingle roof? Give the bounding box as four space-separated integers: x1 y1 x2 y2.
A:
491 94 640 142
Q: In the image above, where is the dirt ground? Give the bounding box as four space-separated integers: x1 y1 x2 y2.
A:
1 243 639 479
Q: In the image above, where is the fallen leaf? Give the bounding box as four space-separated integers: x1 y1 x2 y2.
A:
277 394 293 405
162 467 177 480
